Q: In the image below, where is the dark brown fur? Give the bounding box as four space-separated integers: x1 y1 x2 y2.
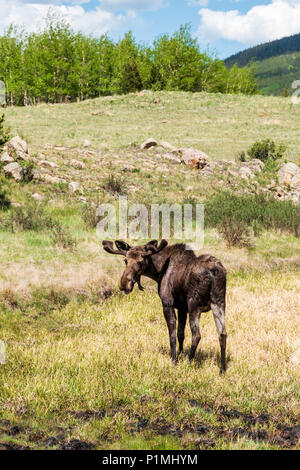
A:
103 239 227 373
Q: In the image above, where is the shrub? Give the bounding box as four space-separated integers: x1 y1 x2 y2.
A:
205 190 300 238
49 222 77 250
19 159 36 182
0 114 10 152
103 175 126 195
218 217 253 248
247 139 286 163
0 179 10 211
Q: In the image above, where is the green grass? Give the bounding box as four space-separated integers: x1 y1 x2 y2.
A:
0 91 299 450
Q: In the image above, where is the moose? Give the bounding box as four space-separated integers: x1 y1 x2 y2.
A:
103 239 227 373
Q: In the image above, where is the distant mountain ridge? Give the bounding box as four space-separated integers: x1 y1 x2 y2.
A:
225 33 300 96
225 32 300 68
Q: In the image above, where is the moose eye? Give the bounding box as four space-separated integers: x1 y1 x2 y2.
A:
124 259 128 265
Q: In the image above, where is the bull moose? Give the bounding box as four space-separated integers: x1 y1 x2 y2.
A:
103 239 227 373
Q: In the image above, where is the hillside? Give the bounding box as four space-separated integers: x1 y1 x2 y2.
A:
0 92 299 450
225 33 300 96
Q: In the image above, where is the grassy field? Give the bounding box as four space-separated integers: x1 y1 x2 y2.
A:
0 91 299 450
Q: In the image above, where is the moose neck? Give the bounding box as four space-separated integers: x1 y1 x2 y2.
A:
144 247 171 282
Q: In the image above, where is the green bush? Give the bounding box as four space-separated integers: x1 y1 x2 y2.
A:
205 191 300 238
247 139 286 163
19 159 36 182
0 114 10 151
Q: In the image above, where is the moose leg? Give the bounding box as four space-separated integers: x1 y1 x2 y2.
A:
177 309 187 355
189 310 201 361
163 306 177 365
211 303 227 374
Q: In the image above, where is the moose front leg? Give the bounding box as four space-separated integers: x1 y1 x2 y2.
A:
163 306 177 365
177 309 187 355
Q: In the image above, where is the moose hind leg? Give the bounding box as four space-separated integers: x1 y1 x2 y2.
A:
211 303 227 373
177 309 187 355
189 310 201 361
163 306 177 365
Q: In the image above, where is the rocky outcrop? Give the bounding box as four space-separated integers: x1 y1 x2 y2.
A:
141 138 158 150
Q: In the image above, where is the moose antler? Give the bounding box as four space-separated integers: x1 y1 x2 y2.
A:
142 239 168 257
102 240 131 256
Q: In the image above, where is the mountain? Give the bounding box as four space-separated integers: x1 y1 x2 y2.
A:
225 33 300 96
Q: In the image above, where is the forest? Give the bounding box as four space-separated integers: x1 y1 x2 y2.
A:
0 15 257 106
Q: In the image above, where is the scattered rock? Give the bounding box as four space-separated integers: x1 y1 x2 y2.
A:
162 153 181 164
69 181 83 194
70 159 86 169
141 138 158 150
179 148 209 169
278 163 300 186
42 174 64 185
38 160 59 169
83 140 91 148
6 136 29 161
3 162 23 181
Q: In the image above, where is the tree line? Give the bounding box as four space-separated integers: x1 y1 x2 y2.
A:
0 16 257 106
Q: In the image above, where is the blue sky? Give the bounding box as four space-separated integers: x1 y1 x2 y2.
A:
0 1 300 59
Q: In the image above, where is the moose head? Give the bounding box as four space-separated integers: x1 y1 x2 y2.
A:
102 239 168 294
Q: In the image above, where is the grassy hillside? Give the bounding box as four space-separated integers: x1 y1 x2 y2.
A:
256 51 300 95
225 32 300 96
0 91 299 450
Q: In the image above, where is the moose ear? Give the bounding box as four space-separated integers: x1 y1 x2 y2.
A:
115 240 131 252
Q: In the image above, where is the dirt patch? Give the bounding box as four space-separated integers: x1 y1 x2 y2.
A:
59 439 94 450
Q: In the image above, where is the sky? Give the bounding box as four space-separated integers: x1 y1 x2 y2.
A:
0 0 300 59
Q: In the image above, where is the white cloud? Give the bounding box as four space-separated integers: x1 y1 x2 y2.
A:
0 0 124 36
197 0 300 45
188 0 209 6
100 0 165 11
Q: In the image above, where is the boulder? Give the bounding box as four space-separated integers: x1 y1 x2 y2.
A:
141 138 158 150
42 174 64 184
6 136 29 161
3 162 23 181
278 163 300 186
179 148 209 169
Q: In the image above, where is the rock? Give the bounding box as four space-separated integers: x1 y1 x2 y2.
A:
291 173 300 189
42 174 64 184
69 181 83 193
159 141 178 153
162 153 181 164
70 159 86 169
32 193 44 201
278 163 300 186
11 202 22 208
38 160 59 169
244 159 265 173
83 139 91 148
3 162 23 181
239 166 255 179
0 152 14 163
141 138 157 150
6 136 29 161
179 148 209 169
